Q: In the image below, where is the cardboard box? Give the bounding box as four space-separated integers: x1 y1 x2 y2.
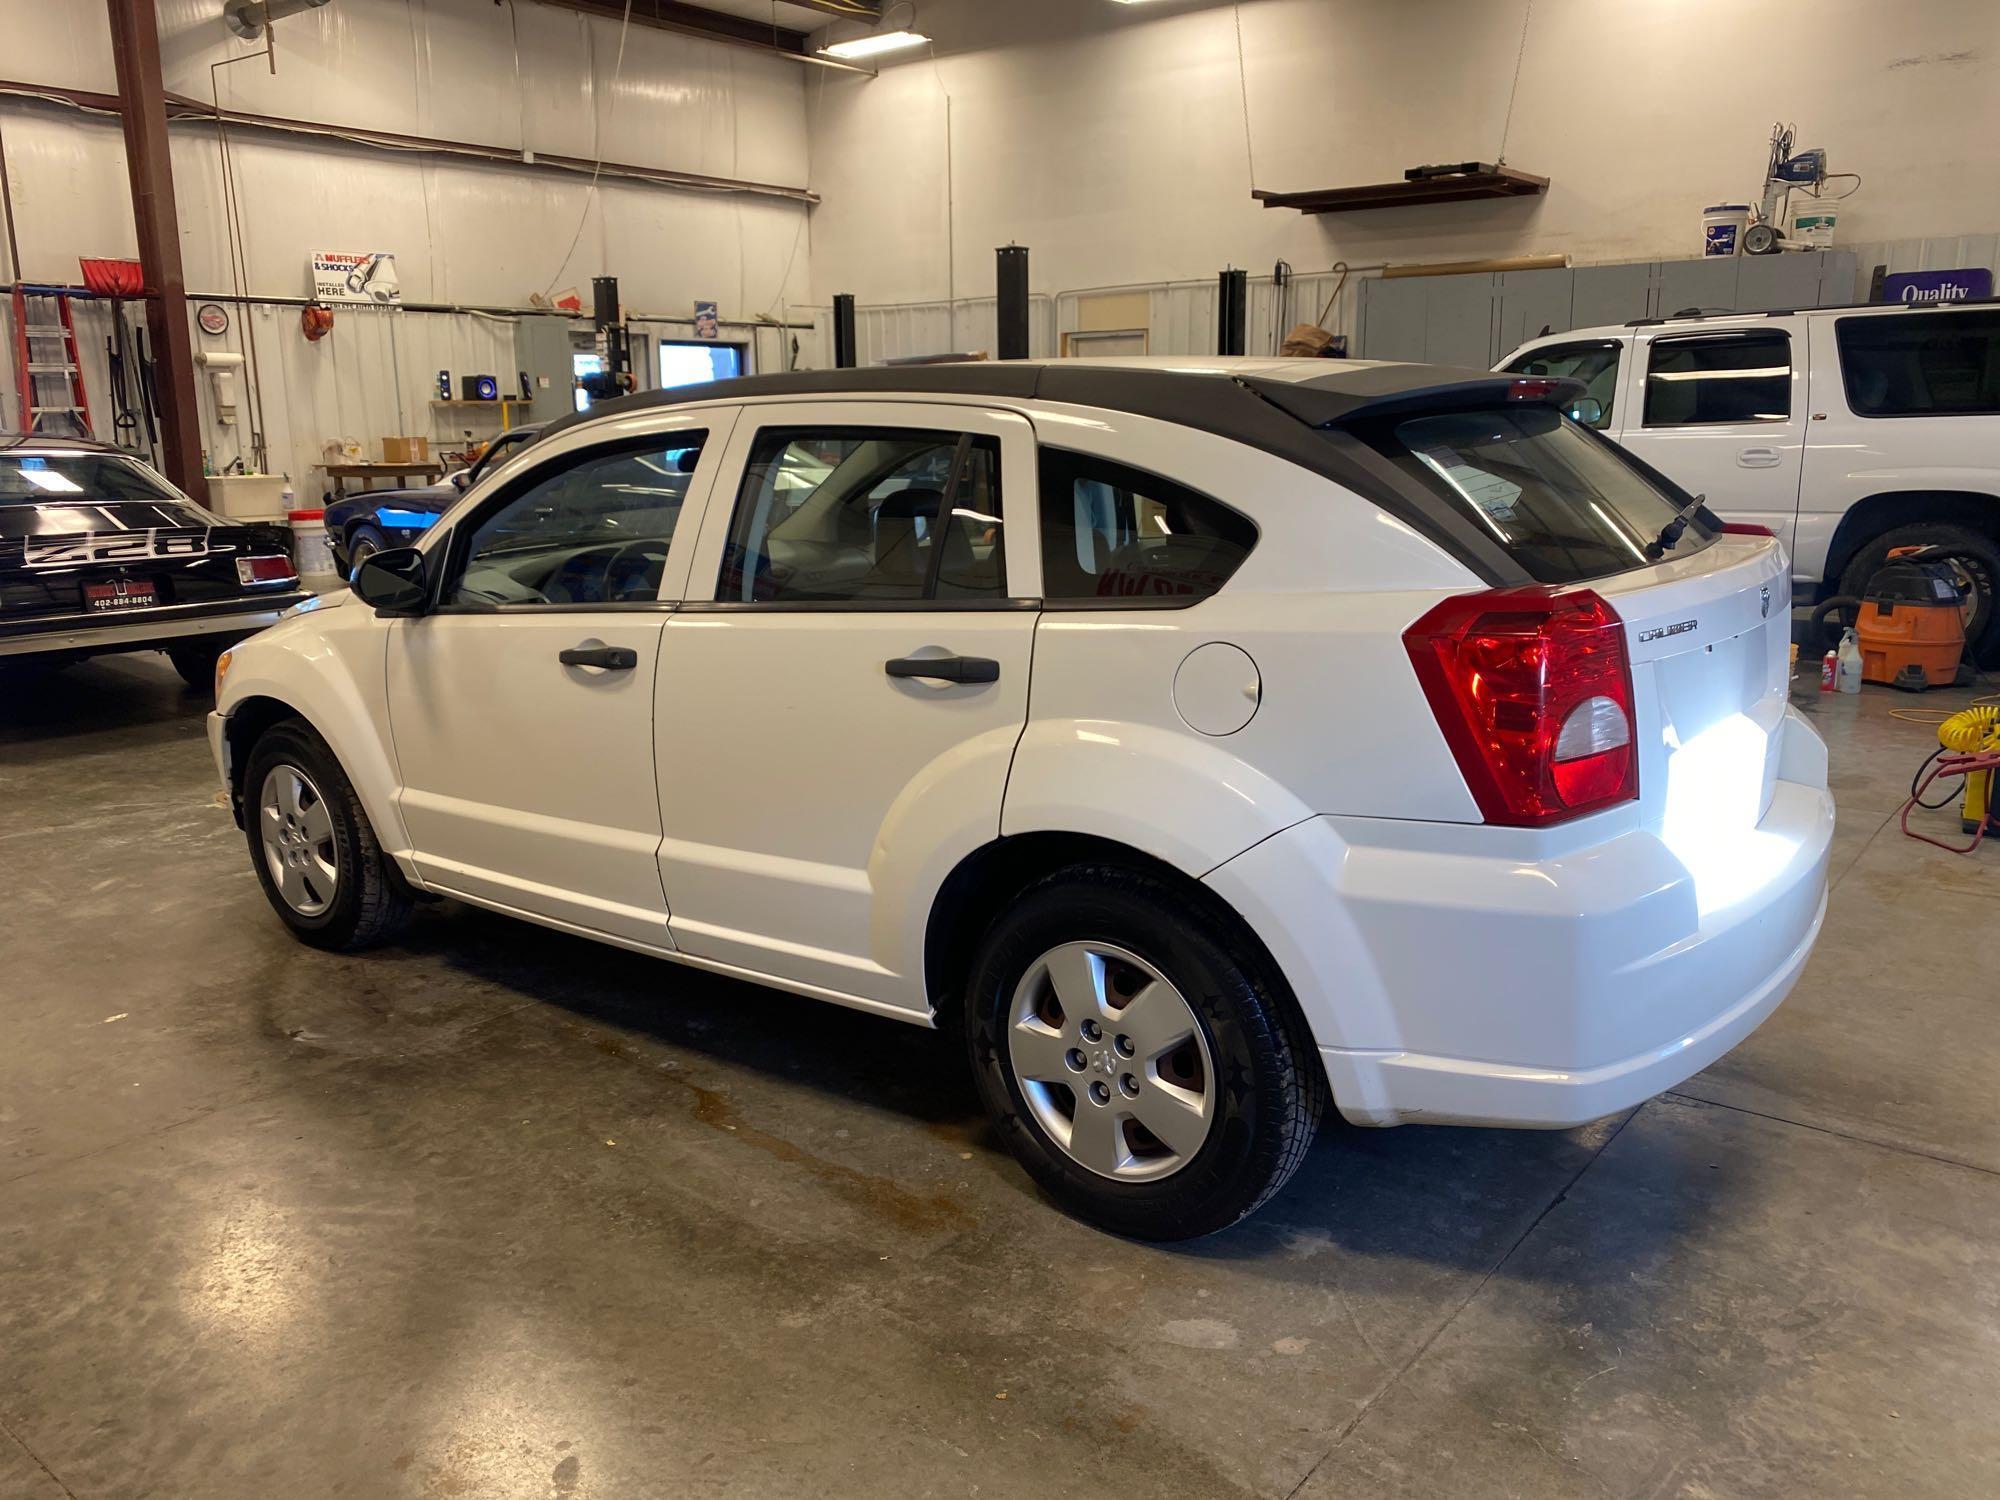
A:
381 436 430 465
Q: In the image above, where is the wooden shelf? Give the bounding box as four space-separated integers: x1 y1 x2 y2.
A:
430 397 530 408
1254 165 1547 215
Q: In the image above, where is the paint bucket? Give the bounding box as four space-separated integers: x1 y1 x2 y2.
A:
288 508 337 579
1790 204 1837 248
1703 204 1749 257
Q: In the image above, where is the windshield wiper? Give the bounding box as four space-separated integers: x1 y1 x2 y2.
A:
1645 492 1708 560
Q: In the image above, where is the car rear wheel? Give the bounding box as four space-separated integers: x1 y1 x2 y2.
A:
345 523 389 571
965 863 1325 1239
242 719 413 951
1838 522 2000 667
166 638 226 691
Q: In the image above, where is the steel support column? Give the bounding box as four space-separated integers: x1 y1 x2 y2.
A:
106 0 205 502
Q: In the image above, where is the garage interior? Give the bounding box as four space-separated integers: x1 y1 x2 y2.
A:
4 2 2000 1497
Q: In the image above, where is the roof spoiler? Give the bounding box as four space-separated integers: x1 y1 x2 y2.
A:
1241 372 1587 428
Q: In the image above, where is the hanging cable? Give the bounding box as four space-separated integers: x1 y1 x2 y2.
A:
541 0 634 299
1496 0 1534 164
1232 2 1256 191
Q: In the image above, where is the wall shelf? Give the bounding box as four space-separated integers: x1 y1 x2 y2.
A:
1254 165 1548 215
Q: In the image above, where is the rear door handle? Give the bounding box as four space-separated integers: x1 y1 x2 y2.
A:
559 644 637 670
885 654 1000 684
1737 446 1782 468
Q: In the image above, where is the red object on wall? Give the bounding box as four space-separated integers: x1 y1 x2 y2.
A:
301 303 335 342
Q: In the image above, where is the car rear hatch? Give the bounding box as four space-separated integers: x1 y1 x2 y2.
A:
0 505 296 622
1288 376 1797 857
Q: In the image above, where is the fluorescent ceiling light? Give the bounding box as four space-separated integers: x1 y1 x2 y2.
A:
819 29 930 59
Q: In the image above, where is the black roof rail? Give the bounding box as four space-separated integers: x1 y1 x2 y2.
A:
1620 294 2000 330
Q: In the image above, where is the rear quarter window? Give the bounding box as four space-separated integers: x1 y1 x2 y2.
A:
1037 450 1256 605
1836 309 2000 417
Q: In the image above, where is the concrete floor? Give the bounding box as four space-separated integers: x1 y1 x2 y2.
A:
3 653 1998 1500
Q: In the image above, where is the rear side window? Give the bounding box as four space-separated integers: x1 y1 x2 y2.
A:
1836 309 2000 417
1360 405 1712 584
1503 340 1620 428
1037 451 1256 604
719 428 1004 603
1642 331 1791 426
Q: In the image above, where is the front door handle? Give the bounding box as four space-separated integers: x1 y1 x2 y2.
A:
885 654 1000 684
559 644 637 670
1737 446 1782 468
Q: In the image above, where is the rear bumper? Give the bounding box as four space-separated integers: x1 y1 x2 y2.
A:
1206 706 1834 1129
0 594 308 658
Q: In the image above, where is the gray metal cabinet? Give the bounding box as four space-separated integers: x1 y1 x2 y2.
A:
1494 269 1574 356
1570 262 1653 329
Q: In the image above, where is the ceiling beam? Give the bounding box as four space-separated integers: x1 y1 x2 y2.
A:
533 0 812 55
782 0 882 17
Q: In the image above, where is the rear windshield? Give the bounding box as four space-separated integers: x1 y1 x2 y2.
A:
1356 404 1713 584
0 450 214 538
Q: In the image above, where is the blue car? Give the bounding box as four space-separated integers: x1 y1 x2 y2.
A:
325 422 545 574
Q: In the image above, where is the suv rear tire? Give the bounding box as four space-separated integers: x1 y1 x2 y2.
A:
242 719 414 951
1838 522 2000 666
965 864 1325 1240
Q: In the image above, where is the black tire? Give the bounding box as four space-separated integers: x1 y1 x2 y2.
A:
965 863 1326 1240
1838 522 2000 667
166 638 227 692
344 523 389 574
241 718 413 951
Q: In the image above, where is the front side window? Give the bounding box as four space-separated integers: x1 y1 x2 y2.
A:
1836 309 2000 417
448 433 704 608
1642 331 1791 426
1504 340 1621 428
1038 451 1256 604
1358 404 1712 584
719 428 1004 603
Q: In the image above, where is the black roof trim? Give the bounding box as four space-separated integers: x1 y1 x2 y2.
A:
0 434 122 452
544 362 1541 587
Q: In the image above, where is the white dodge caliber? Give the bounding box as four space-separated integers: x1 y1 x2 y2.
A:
209 359 1833 1239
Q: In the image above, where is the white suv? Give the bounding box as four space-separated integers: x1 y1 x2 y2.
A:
209 359 1833 1239
1500 300 2000 662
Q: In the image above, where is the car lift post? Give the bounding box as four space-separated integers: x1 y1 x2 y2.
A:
996 246 1030 360
1218 268 1248 356
831 293 857 368
106 0 207 504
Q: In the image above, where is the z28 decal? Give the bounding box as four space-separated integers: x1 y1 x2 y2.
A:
21 531 211 567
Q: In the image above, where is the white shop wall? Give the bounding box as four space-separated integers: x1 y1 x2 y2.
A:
809 0 2000 307
0 0 815 483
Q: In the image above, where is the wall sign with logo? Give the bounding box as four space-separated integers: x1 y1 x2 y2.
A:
310 250 402 305
1880 268 1994 306
693 300 719 340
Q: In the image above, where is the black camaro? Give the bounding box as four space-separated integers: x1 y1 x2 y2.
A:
0 437 309 687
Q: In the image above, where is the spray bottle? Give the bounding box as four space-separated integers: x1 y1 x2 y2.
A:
1820 646 1837 692
1837 627 1864 693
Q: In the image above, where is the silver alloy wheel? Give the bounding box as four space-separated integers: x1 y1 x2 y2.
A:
350 533 379 564
1005 941 1216 1182
258 763 339 917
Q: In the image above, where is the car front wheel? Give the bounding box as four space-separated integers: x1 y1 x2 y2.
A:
965 864 1325 1240
242 719 413 951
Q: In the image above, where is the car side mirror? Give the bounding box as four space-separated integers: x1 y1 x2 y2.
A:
449 468 471 492
1569 396 1606 427
352 546 429 615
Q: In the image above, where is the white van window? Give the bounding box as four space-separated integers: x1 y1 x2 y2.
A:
1836 309 2000 417
1642 332 1791 426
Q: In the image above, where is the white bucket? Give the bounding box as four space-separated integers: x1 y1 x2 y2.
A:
1790 204 1837 248
1702 203 1749 257
288 508 337 580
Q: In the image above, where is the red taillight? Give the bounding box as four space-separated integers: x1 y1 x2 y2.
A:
1719 521 1775 537
1506 377 1565 401
1403 586 1638 827
237 555 297 586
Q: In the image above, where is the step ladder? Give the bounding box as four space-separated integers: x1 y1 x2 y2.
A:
10 285 92 438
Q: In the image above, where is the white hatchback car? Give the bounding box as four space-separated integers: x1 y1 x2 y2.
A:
210 359 1834 1239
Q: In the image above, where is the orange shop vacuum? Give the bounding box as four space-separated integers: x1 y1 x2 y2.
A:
1855 546 1968 690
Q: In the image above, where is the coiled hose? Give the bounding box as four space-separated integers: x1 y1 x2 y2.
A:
1902 705 2000 852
